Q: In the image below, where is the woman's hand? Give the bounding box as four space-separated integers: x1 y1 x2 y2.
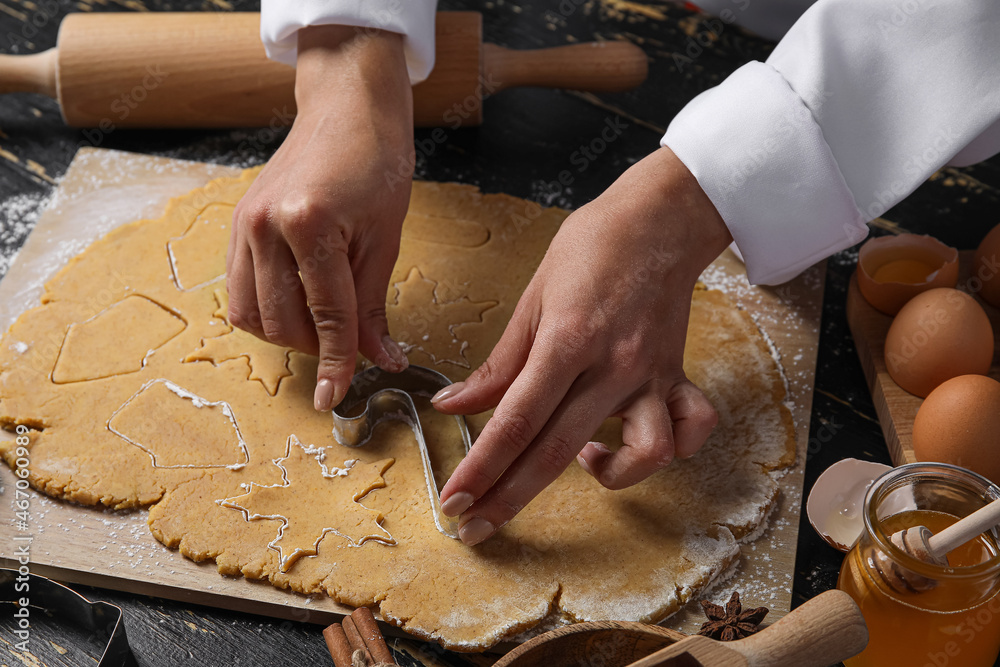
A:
227 25 414 411
433 147 733 545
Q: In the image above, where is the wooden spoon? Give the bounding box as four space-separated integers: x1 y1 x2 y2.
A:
495 589 868 667
875 497 1000 593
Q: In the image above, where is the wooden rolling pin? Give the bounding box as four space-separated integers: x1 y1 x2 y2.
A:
0 12 648 128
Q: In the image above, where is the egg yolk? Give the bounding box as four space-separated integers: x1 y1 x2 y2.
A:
872 258 937 284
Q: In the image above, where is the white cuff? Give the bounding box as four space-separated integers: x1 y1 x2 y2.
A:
662 61 868 285
260 0 437 84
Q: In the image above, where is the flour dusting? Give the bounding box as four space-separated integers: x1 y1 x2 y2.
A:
0 189 55 280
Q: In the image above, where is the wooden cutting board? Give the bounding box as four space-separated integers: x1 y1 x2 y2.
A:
0 147 824 639
846 253 1000 466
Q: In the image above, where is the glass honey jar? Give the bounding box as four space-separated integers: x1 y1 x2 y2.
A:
837 463 1000 667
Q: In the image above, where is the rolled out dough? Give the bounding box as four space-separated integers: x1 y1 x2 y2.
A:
0 170 795 650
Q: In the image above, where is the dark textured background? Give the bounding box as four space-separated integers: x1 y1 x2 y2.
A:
1 0 998 665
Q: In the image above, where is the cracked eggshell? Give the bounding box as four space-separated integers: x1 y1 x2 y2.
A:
807 458 893 552
857 235 959 315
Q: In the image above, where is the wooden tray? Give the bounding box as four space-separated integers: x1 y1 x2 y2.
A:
846 251 1000 466
0 147 824 637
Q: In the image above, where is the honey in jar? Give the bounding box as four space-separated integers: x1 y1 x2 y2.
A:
837 463 1000 667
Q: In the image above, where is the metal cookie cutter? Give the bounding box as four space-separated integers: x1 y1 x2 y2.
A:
331 365 472 539
0 569 138 667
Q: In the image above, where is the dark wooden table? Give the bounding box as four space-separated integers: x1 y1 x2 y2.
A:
1 1 999 665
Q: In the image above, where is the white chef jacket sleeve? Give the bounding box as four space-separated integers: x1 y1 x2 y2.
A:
260 0 438 84
662 0 1000 285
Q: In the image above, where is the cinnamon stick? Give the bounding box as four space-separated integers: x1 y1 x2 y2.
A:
323 623 354 667
350 607 396 665
341 615 374 665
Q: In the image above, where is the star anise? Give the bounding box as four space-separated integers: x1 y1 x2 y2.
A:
696 591 769 641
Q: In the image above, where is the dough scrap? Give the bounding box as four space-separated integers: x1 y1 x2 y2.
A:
0 171 796 650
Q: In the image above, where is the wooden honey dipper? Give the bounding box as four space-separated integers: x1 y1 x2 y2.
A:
874 497 1000 593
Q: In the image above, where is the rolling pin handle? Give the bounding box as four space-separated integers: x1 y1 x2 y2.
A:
0 48 58 97
482 40 648 94
736 589 869 667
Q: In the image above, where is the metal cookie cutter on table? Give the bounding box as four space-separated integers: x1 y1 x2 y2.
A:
0 569 138 667
331 365 472 540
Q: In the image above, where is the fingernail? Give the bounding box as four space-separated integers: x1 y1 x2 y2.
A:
440 491 474 517
590 441 612 455
314 378 334 412
459 517 494 546
431 381 466 404
576 454 593 476
382 335 409 371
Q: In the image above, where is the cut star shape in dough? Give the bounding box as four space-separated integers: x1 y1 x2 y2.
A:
184 289 292 395
219 435 395 572
388 267 497 368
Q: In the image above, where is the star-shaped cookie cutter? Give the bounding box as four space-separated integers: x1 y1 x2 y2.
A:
331 365 472 539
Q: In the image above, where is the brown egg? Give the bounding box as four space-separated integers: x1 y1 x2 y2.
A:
884 288 994 397
857 234 959 315
912 375 1000 485
973 223 1000 308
